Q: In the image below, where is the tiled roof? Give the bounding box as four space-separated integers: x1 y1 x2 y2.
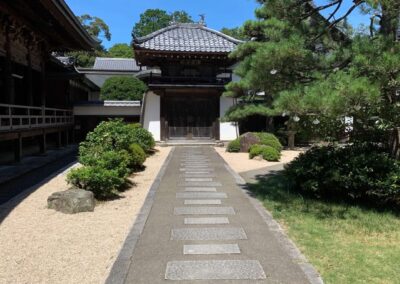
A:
93 57 143 71
133 23 243 53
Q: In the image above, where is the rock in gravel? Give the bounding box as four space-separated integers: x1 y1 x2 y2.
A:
239 132 260 152
48 189 95 214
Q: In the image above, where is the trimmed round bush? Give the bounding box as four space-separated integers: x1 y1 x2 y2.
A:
249 144 281 161
261 146 281 161
128 143 146 169
100 76 148 101
227 139 240 152
127 124 155 153
67 166 125 200
249 144 265 159
256 132 283 152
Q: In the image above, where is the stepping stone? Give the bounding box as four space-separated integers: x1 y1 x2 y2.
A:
182 165 209 168
180 169 214 172
183 244 240 255
171 227 247 240
184 199 221 205
184 217 229 225
184 187 217 192
185 178 213 182
180 182 222 187
174 206 235 215
180 169 213 173
183 174 216 178
165 260 266 280
176 192 227 199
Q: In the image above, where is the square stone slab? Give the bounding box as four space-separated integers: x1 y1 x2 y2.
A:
184 199 221 205
165 260 266 280
171 227 247 241
180 182 222 187
184 187 217 192
180 169 214 172
176 192 227 199
183 244 240 255
184 217 229 225
185 178 213 182
174 206 235 215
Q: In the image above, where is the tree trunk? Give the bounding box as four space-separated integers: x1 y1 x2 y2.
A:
389 127 400 159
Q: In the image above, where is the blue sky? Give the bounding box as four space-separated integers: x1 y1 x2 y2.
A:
66 0 370 49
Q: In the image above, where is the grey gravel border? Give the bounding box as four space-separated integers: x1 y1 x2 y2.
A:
105 147 175 284
220 152 324 284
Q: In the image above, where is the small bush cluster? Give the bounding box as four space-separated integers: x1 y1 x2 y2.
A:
255 132 283 152
67 119 155 200
249 145 281 161
227 139 241 152
285 143 400 207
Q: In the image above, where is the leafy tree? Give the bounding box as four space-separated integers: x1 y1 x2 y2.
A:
132 9 193 38
101 76 148 101
223 0 400 156
67 14 111 67
108 43 134 58
78 14 111 43
221 27 248 40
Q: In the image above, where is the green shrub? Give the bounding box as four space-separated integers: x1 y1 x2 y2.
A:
249 144 281 161
79 119 132 159
261 146 281 161
67 166 125 199
249 144 265 159
285 143 400 206
128 143 146 169
255 132 283 152
100 76 148 101
127 124 155 153
227 139 240 152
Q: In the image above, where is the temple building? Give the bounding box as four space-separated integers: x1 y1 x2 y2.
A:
0 0 98 163
133 23 241 141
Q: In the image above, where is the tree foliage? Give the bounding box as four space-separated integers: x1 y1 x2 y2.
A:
132 9 193 38
108 43 134 58
100 76 148 101
221 27 248 40
68 14 111 67
224 0 400 154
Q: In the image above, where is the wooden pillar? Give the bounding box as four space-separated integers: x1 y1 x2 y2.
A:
39 130 46 154
65 129 70 145
26 50 33 106
14 134 22 162
56 131 62 148
4 24 15 105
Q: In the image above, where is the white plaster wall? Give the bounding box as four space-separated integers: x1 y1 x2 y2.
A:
220 97 239 141
143 91 161 141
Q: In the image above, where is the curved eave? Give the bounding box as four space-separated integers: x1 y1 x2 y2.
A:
45 0 99 50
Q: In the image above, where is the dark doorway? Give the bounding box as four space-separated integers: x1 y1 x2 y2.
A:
163 94 219 140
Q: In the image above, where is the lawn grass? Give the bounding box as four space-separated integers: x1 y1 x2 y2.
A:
247 172 400 284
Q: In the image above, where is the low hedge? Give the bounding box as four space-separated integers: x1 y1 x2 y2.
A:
285 143 400 207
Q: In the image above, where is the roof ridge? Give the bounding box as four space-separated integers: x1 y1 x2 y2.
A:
96 57 135 60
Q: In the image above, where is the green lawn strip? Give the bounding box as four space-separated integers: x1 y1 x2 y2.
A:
248 173 400 284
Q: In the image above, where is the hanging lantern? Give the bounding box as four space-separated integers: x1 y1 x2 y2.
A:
293 115 300 122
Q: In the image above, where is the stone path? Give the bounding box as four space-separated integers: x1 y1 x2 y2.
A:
108 146 319 283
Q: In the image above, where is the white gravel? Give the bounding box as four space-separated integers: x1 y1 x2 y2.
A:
0 147 171 284
215 147 301 173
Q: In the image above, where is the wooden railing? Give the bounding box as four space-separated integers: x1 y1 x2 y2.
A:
0 104 73 132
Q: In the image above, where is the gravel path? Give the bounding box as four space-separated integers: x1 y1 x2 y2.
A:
0 147 171 284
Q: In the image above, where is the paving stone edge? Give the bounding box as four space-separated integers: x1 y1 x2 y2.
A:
105 147 176 284
219 152 324 284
